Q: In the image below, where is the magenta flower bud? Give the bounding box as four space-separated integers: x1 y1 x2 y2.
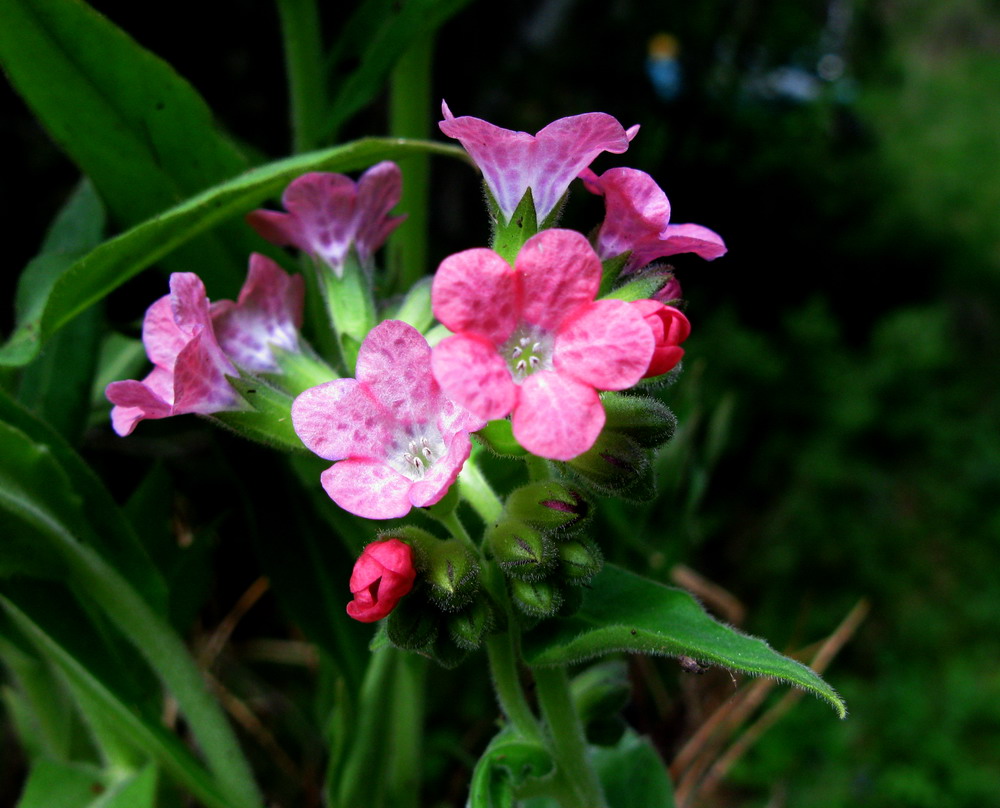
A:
346 539 417 623
631 300 691 378
652 275 683 305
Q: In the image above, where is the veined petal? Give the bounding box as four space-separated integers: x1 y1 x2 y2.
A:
321 459 415 519
168 273 215 339
409 432 474 508
431 334 518 420
512 371 605 461
656 223 728 261
171 332 241 415
142 295 187 370
355 161 406 266
554 299 653 390
292 379 390 461
356 320 438 424
106 373 173 436
517 230 601 331
282 172 358 274
432 247 519 343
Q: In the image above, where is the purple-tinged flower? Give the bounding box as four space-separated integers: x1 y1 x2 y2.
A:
430 229 654 461
439 101 639 225
292 320 485 520
212 253 305 374
106 274 242 436
580 166 727 273
246 163 406 278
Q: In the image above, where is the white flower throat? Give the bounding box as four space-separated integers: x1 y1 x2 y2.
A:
502 324 554 382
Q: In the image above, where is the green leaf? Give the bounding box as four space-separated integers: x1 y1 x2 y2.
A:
0 137 465 368
0 0 254 290
523 564 847 718
591 730 676 808
92 764 158 808
15 758 104 808
468 730 554 808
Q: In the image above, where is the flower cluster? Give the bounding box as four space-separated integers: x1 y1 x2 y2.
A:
108 103 725 628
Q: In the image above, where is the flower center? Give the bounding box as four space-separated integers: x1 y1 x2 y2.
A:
389 424 445 481
501 324 553 382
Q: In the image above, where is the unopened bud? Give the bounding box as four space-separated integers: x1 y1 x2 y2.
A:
602 392 677 448
557 538 603 584
566 431 656 501
486 519 554 580
423 539 479 611
386 592 438 651
447 599 496 651
505 482 591 533
510 578 562 618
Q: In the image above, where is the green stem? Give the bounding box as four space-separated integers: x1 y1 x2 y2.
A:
485 628 542 743
276 0 327 153
388 32 434 294
533 666 608 808
525 455 551 483
458 460 505 526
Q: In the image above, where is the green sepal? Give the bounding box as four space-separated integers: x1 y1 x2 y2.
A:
386 589 439 651
214 375 303 452
504 480 591 534
510 578 562 619
421 538 480 612
267 343 338 396
556 584 584 617
491 187 538 266
320 253 376 372
429 630 470 669
601 273 668 302
447 598 497 651
557 537 604 585
475 419 528 457
565 431 656 502
601 392 678 449
381 275 434 333
538 188 570 230
597 252 630 297
485 519 554 581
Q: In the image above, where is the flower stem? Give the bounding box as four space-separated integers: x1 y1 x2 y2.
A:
533 665 608 808
276 0 326 153
485 628 542 743
458 460 504 526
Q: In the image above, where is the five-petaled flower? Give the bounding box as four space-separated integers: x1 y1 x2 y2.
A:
431 229 654 461
247 163 405 278
439 101 638 225
632 300 691 378
292 319 485 519
580 166 727 274
347 538 417 622
106 255 304 436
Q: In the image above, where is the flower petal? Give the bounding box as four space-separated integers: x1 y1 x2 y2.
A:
281 172 359 274
142 295 187 370
512 371 605 460
106 371 174 436
657 223 728 261
355 161 406 266
432 247 519 344
291 378 390 461
431 334 517 420
171 332 241 415
554 299 653 390
356 320 440 425
409 432 474 508
321 459 415 519
517 230 601 331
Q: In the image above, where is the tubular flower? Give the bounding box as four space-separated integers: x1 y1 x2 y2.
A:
291 320 485 519
431 229 654 461
106 273 243 436
439 101 638 225
631 300 691 378
580 166 727 274
246 163 405 278
347 538 417 623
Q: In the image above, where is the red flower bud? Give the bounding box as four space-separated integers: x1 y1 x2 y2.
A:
347 539 416 623
631 300 691 378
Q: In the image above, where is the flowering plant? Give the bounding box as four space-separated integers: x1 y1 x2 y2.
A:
0 6 847 808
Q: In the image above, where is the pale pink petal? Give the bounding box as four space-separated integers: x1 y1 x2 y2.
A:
281 172 358 275
436 394 488 436
213 254 304 373
409 432 474 508
168 273 215 339
431 248 519 344
244 209 304 250
517 230 601 331
512 372 605 460
321 459 415 519
142 295 187 370
171 332 240 415
431 334 518 421
356 320 438 424
355 161 406 267
655 223 728 261
106 375 173 436
291 379 391 461
554 299 654 390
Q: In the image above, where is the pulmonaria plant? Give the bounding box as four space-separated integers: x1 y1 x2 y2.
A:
247 163 405 278
440 101 638 224
581 166 727 273
346 538 417 622
105 255 306 435
430 228 654 460
291 319 485 519
632 300 691 378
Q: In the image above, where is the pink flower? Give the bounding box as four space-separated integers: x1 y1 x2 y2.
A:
106 273 243 436
213 253 305 374
431 229 655 461
439 101 638 225
291 320 485 520
105 256 306 436
631 300 691 378
246 163 405 278
347 538 417 623
653 274 683 305
580 166 727 273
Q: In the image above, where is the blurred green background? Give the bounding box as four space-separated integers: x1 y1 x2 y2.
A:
3 0 999 805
